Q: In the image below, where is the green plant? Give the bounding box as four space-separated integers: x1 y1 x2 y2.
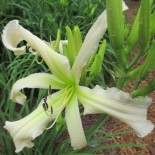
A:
1 0 155 154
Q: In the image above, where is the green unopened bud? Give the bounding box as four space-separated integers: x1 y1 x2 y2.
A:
106 0 124 50
131 78 155 97
127 0 152 53
73 26 82 55
59 0 68 6
138 40 155 80
126 65 142 80
89 5 97 17
86 40 106 85
65 26 76 66
62 44 68 57
64 26 82 67
53 29 61 52
127 7 140 52
150 11 155 36
138 0 151 50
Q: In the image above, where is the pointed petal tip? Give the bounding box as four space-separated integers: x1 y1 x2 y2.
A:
10 91 27 105
123 1 128 11
2 20 26 56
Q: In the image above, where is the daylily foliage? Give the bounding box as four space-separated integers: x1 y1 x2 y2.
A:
2 1 154 153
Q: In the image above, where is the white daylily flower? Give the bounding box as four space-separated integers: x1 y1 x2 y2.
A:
2 1 154 153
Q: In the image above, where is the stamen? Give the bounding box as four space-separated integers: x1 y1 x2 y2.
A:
45 110 52 116
51 107 53 114
42 96 52 116
42 103 47 111
35 54 43 64
43 96 48 109
48 85 52 95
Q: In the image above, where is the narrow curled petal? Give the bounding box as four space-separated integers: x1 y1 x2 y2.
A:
2 20 72 82
77 85 154 138
2 20 26 55
10 73 66 105
72 1 128 83
4 107 52 153
65 93 87 150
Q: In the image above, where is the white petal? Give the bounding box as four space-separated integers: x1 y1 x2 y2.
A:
77 86 154 138
11 73 66 105
126 120 154 138
4 106 52 153
71 11 107 83
72 2 128 83
2 21 26 55
122 0 128 11
4 90 66 153
40 89 69 118
65 94 87 150
2 20 72 82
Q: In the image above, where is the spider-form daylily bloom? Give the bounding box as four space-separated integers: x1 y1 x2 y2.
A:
2 2 154 153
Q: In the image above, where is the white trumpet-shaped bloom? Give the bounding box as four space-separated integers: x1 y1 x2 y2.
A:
2 1 154 153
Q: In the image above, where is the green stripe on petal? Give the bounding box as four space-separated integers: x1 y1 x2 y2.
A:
2 20 72 82
11 73 66 105
76 85 154 138
65 93 87 150
72 1 128 83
